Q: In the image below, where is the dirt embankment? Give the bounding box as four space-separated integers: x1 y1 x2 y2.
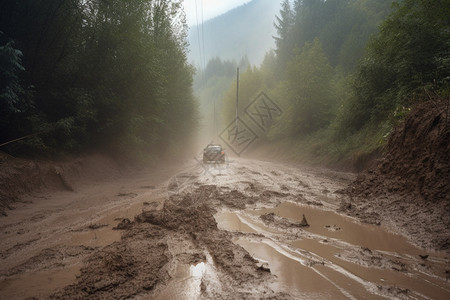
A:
0 153 124 216
341 100 450 250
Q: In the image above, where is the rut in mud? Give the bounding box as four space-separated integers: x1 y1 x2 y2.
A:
52 185 283 299
1 158 449 299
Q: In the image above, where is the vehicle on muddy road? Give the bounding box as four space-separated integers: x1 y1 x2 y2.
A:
203 144 225 163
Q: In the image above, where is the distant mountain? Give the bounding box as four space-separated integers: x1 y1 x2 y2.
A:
187 0 281 68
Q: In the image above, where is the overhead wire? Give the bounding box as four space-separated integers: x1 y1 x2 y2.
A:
201 0 206 78
194 0 215 140
199 0 215 137
194 0 204 76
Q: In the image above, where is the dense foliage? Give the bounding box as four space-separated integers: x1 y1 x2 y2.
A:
213 0 449 167
339 0 450 133
0 0 197 159
221 0 392 134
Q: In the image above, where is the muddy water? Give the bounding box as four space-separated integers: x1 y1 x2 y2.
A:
259 202 421 254
69 196 166 247
0 197 166 299
215 201 450 299
0 264 80 299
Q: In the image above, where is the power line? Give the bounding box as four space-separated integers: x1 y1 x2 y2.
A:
194 0 203 75
201 0 206 75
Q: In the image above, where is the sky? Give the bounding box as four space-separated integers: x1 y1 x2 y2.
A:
182 0 253 26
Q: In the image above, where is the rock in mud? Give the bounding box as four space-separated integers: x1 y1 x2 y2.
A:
113 218 132 230
299 214 309 227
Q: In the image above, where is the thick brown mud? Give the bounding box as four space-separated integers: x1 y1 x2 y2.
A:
216 201 449 299
0 158 449 299
342 101 450 251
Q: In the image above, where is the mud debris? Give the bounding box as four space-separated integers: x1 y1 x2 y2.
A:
325 224 341 231
1 245 95 278
1 156 449 299
49 186 284 299
87 223 108 230
113 218 132 230
341 101 450 250
299 214 309 227
260 212 309 229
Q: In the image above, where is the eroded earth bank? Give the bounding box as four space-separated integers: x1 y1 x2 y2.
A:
0 156 449 299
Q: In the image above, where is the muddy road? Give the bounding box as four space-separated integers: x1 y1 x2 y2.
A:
0 158 449 299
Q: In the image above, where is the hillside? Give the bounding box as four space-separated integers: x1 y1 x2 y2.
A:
340 100 450 250
188 0 281 67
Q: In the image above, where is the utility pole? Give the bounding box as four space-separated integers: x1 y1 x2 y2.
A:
236 67 239 128
213 98 216 139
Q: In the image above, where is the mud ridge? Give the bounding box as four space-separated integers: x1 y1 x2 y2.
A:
50 186 286 299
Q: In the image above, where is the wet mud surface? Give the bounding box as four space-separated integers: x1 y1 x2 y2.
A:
342 101 450 251
0 158 449 299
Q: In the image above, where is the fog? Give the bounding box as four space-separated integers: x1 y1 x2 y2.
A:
189 0 281 153
187 0 280 69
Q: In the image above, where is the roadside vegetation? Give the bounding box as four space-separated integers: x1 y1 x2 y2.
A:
211 0 449 170
0 0 197 161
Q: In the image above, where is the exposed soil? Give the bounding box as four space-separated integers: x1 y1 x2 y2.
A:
61 187 279 299
341 101 450 251
0 148 449 298
0 153 125 216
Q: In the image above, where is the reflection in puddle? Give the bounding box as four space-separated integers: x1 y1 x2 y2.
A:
215 202 450 299
237 239 353 300
190 262 206 277
152 262 207 300
215 211 257 233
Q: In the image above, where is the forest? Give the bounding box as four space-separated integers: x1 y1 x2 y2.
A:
0 0 197 160
1 0 449 167
205 0 449 169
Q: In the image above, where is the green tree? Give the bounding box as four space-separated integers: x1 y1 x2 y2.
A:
274 0 295 74
0 37 26 145
285 38 334 135
0 38 24 114
0 0 198 159
340 0 450 133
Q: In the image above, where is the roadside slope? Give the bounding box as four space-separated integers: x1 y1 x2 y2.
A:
340 100 450 250
0 153 123 216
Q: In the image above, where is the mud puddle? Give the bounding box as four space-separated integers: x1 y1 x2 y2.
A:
69 196 165 247
215 201 450 299
257 202 422 254
0 264 80 299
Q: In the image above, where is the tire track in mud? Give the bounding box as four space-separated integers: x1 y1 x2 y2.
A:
50 184 287 299
1 158 449 299
184 159 450 299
